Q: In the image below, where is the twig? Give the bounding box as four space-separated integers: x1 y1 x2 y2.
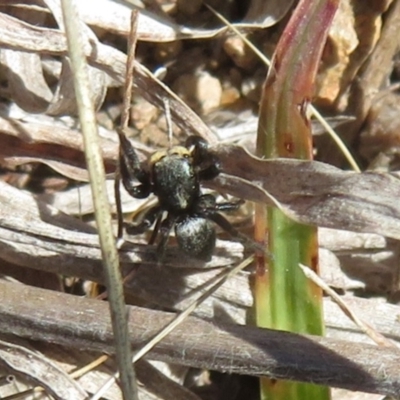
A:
60 2 138 399
299 263 398 348
1 280 400 397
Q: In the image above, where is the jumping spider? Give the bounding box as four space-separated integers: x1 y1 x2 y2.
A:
118 133 242 261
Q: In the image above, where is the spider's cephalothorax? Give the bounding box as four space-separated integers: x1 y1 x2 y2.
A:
118 134 241 261
149 146 199 212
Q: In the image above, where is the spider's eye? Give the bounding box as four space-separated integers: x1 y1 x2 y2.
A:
169 146 191 158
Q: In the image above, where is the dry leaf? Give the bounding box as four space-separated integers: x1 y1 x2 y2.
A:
0 339 87 400
76 0 294 41
212 144 400 240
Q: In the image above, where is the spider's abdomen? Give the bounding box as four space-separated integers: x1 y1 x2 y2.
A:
175 216 216 261
152 154 199 212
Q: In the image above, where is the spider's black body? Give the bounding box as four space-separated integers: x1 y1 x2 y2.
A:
152 149 198 212
118 134 240 261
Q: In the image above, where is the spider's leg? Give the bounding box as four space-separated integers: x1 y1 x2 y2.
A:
120 157 151 198
118 128 152 198
118 128 147 182
209 212 269 256
126 205 161 236
196 195 268 255
185 136 209 158
195 194 244 214
156 213 177 260
207 212 241 239
194 194 242 243
197 164 220 181
214 199 244 212
148 212 163 245
186 136 220 181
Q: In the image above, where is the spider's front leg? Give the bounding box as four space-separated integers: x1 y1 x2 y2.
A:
117 129 152 199
185 136 220 181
